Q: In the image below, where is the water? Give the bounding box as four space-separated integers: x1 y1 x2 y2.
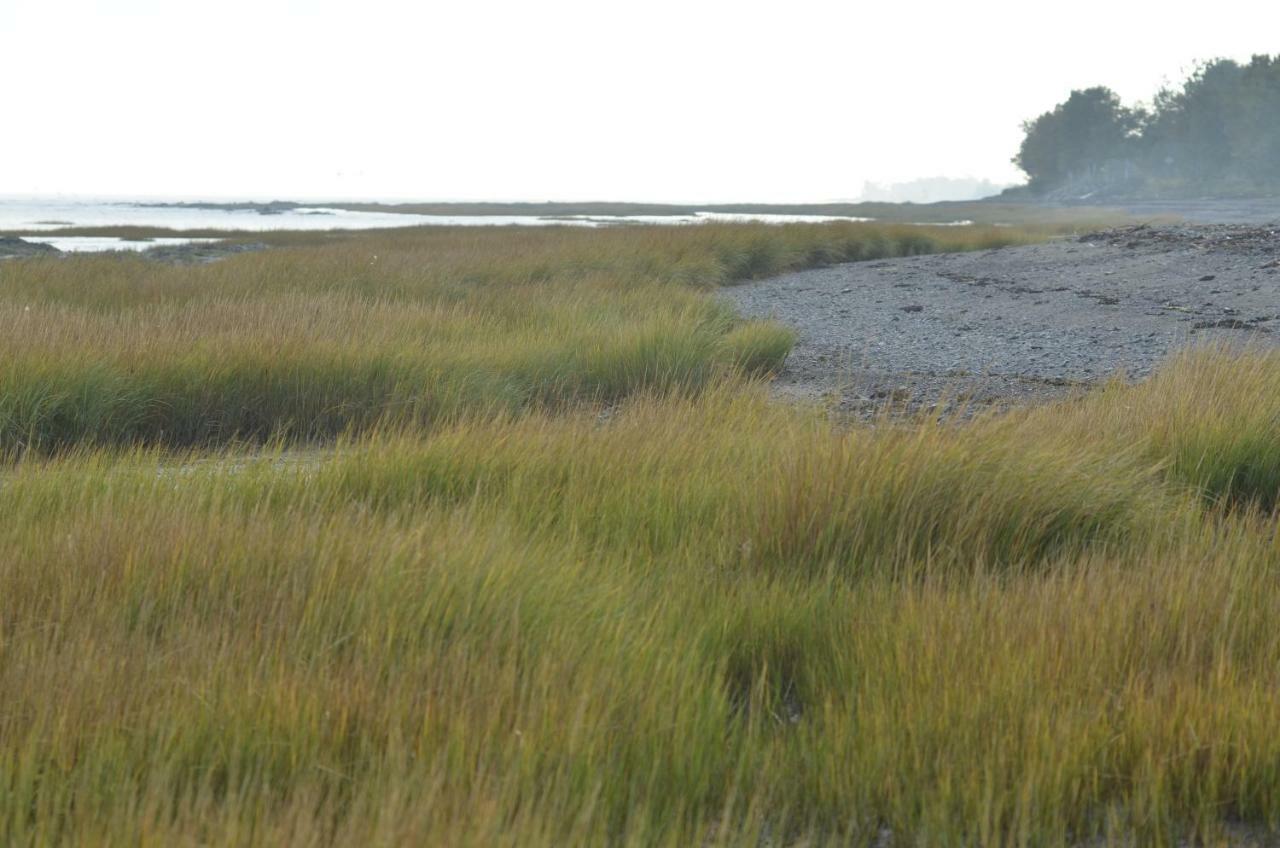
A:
548 212 874 226
0 197 945 254
0 198 514 234
26 236 222 253
0 198 876 230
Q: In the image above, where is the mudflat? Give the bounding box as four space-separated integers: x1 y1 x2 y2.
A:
725 222 1280 413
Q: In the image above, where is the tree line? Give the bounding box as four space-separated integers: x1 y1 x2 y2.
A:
1015 55 1280 197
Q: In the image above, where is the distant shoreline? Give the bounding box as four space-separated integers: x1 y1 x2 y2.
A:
132 197 1280 228
133 197 999 219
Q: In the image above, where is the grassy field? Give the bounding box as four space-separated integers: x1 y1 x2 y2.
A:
4 220 1280 845
0 222 1042 455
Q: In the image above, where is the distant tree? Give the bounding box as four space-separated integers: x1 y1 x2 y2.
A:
1014 87 1143 191
1231 55 1280 185
1014 111 1069 191
1144 59 1246 186
1016 57 1280 196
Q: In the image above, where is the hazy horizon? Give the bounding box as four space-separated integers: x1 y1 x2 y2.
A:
3 0 1277 202
0 182 1006 205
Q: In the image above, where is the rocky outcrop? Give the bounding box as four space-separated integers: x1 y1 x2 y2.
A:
0 237 60 259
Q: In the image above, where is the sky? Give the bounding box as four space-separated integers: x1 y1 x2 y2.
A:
2 0 1277 203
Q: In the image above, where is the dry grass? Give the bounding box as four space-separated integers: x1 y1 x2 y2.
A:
5 221 1280 845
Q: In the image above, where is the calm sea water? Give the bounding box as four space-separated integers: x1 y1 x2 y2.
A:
0 197 880 253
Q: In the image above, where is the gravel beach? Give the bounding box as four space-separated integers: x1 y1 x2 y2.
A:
725 222 1280 413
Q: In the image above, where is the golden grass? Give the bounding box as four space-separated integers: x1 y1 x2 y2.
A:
4 375 1280 845
5 220 1280 845
0 222 1038 454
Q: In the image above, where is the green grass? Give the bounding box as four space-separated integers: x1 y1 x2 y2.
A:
7 219 1280 845
5 371 1280 845
0 222 1036 455
1026 347 1280 508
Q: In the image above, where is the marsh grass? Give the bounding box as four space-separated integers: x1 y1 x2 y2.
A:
1010 344 1280 509
6 221 1280 844
0 222 1037 455
4 369 1280 845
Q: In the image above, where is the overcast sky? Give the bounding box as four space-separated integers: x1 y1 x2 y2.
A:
2 0 1276 202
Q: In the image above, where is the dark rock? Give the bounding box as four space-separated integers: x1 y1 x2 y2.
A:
141 241 269 265
900 304 924 313
0 237 60 259
1192 318 1270 332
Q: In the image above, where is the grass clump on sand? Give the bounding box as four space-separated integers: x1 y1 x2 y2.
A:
8 220 1280 844
1014 345 1280 508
